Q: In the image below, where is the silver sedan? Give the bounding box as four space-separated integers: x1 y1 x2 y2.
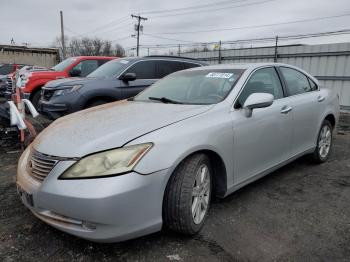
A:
16 63 340 242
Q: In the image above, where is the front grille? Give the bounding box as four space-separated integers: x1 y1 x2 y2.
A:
6 76 13 93
28 151 59 182
42 89 55 101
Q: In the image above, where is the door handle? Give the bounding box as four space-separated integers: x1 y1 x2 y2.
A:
317 96 325 102
280 105 293 114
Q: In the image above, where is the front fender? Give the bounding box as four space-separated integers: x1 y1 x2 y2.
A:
126 107 234 188
23 78 55 93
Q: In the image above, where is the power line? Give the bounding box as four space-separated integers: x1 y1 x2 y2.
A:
143 33 197 43
138 0 248 14
148 0 276 18
94 21 134 36
149 13 350 34
80 15 130 36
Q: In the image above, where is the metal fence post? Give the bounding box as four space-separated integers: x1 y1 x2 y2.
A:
274 36 278 62
218 41 222 64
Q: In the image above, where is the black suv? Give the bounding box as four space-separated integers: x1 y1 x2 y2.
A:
39 56 207 119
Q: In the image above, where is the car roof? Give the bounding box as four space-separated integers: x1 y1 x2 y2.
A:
116 56 206 64
187 62 297 71
71 56 117 60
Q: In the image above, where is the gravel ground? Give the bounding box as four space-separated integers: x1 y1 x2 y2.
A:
0 113 349 262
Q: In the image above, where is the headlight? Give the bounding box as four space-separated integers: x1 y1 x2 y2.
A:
59 143 153 179
53 85 82 97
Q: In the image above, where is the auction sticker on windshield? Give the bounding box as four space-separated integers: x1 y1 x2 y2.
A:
206 72 233 79
119 60 129 64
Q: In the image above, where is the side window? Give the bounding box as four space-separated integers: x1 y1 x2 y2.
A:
124 61 156 79
308 78 318 91
183 62 201 69
71 60 99 77
280 67 312 96
236 67 284 108
156 61 184 78
98 59 109 66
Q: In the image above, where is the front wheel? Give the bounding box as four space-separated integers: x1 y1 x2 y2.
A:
311 119 333 163
31 89 41 109
163 154 212 235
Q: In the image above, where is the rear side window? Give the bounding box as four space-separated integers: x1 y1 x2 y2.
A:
156 61 184 78
125 61 156 79
72 60 99 77
183 62 201 69
280 67 314 96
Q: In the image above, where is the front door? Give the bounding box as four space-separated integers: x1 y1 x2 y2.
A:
120 60 158 99
231 67 293 185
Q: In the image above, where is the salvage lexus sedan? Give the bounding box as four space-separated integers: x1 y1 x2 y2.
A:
17 63 339 242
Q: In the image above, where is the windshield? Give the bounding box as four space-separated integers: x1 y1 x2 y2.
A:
88 59 132 78
134 69 245 105
51 57 77 71
0 64 13 75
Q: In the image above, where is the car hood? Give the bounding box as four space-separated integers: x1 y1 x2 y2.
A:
43 77 87 88
33 101 213 158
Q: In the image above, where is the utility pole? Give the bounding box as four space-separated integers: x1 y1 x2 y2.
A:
178 44 181 56
274 35 278 62
60 10 66 59
131 14 148 56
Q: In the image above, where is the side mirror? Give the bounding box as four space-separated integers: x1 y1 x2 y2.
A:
70 68 81 77
243 93 274 117
120 72 136 82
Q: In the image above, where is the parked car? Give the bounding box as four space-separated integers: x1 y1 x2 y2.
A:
18 56 117 108
0 63 26 96
0 63 26 75
17 63 339 242
38 56 207 119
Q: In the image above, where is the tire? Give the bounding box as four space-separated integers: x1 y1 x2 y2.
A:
86 99 109 108
311 119 333 163
31 89 41 109
163 153 212 235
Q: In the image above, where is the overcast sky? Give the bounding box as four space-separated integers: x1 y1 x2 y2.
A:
1 0 350 55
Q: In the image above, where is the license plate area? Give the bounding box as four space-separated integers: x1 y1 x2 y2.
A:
17 184 34 207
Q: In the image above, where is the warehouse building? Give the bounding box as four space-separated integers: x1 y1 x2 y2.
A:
0 44 59 68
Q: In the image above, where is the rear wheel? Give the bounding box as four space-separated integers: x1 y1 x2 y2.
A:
163 154 212 235
311 119 333 163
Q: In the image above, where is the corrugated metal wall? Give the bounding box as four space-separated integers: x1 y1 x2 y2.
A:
182 43 350 109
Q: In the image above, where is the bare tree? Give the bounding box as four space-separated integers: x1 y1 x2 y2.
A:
114 44 125 57
53 36 126 58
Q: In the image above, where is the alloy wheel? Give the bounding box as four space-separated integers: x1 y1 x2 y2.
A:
191 164 211 225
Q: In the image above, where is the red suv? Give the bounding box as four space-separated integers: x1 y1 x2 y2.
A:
19 56 116 108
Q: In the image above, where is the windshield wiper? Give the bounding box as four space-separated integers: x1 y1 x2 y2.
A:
148 96 183 104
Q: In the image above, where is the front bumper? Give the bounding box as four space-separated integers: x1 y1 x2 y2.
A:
38 100 69 120
16 148 171 242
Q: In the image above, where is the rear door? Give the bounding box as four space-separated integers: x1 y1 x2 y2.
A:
155 60 184 79
119 60 157 99
278 66 322 155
